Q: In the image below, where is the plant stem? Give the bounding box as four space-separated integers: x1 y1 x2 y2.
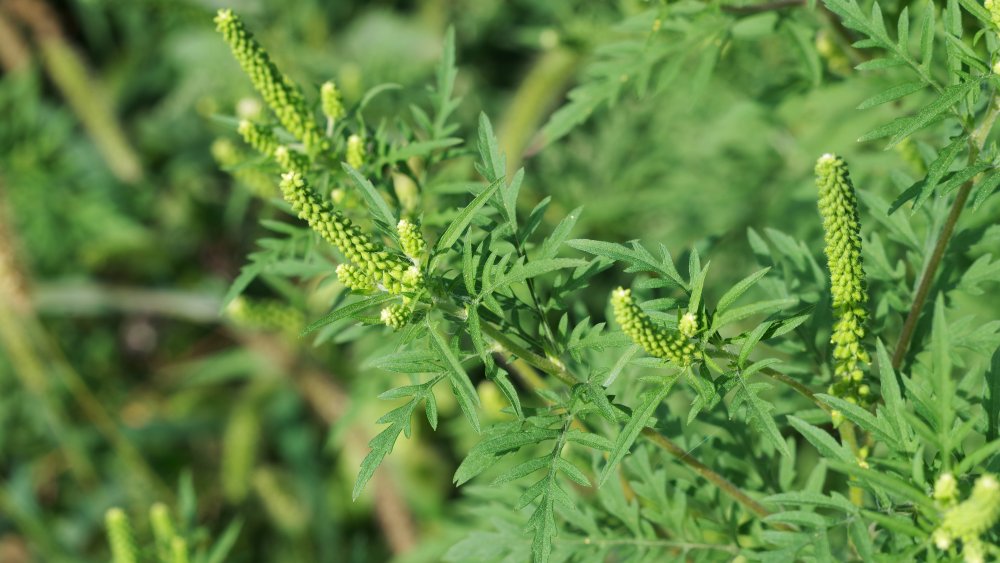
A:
891 99 1000 369
640 428 773 519
471 307 776 523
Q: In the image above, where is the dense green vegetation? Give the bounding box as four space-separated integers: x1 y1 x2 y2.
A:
5 0 1000 561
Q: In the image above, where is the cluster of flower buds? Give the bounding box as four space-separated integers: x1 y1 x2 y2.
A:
321 81 345 124
933 474 1000 563
225 296 305 337
815 154 871 406
280 172 421 296
215 10 325 154
397 219 426 264
611 288 697 366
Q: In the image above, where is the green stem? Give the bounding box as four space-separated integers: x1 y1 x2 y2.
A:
891 98 1000 370
466 304 775 522
640 428 773 519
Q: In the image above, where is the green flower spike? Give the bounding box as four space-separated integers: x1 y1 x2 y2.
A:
611 288 697 366
275 146 309 174
381 301 411 330
226 296 304 336
279 171 420 294
815 153 871 406
986 0 1000 30
347 134 365 169
397 219 425 263
336 263 374 292
934 473 959 505
321 81 345 123
215 10 325 154
237 119 278 157
934 474 1000 562
105 508 138 563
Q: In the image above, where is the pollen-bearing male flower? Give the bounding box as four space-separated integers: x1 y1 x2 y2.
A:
986 0 1000 30
225 296 304 337
105 508 137 563
237 120 278 157
336 263 374 292
274 146 309 174
215 10 325 154
934 474 1000 562
397 219 425 263
816 153 871 405
279 172 420 294
321 81 345 123
380 301 411 330
346 134 365 169
611 288 697 366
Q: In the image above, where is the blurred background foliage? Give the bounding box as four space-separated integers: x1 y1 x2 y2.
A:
1 0 992 561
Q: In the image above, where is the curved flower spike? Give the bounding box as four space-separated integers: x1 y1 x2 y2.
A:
215 10 325 154
279 172 420 294
381 302 411 330
237 120 278 157
321 81 345 123
611 288 696 366
275 146 309 174
105 508 138 563
397 219 425 263
346 134 365 169
934 474 1000 562
336 263 374 292
816 154 871 405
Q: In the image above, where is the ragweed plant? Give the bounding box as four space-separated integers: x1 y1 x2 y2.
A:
210 3 1000 561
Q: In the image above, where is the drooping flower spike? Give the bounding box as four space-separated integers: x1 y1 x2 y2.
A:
279 171 420 295
611 288 697 366
815 153 871 405
237 119 278 157
215 10 325 154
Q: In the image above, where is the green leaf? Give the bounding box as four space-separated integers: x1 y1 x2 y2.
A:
986 347 1000 441
716 267 771 314
857 82 925 110
598 380 676 486
381 138 463 164
973 168 1000 210
712 298 798 330
957 0 993 26
788 416 853 462
567 239 687 290
885 79 982 148
477 258 589 299
874 339 913 448
343 164 397 229
434 177 505 253
303 294 399 335
817 394 902 450
428 322 481 433
938 162 993 197
828 461 936 513
476 112 505 182
205 518 244 563
894 134 967 213
725 371 791 456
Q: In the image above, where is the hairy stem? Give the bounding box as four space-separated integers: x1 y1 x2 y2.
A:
892 99 1000 369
